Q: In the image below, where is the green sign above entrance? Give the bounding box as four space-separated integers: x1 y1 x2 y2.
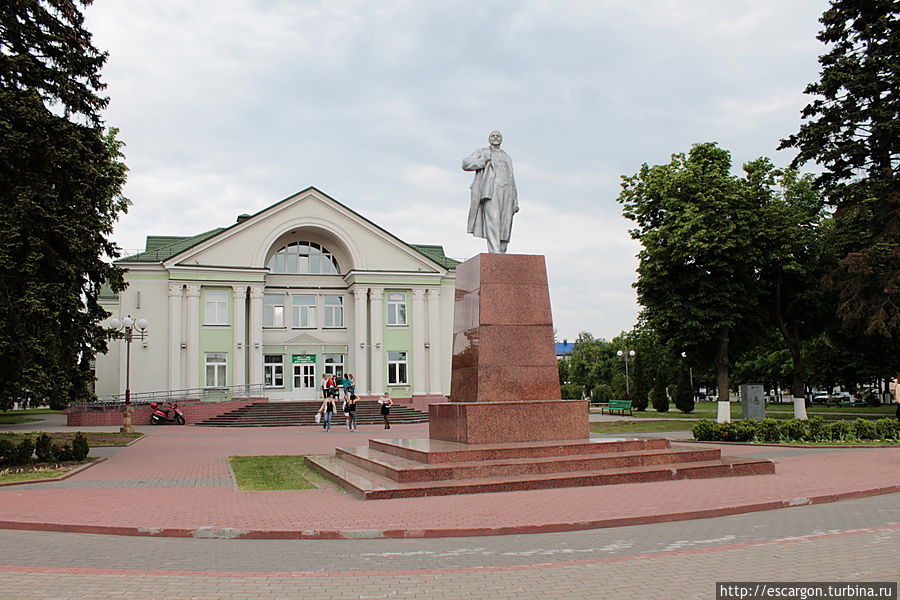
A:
292 354 316 364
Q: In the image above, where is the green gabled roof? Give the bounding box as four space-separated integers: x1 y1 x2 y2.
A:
410 244 460 270
118 228 227 263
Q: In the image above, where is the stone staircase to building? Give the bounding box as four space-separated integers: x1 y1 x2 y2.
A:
306 437 776 500
194 401 429 427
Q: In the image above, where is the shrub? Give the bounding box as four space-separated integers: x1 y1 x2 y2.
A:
758 418 781 442
781 419 806 442
733 420 758 442
827 420 854 442
560 384 583 400
53 443 74 462
591 385 613 404
853 418 877 440
692 419 720 441
875 418 900 441
807 415 828 442
0 439 14 466
14 438 35 465
35 433 54 462
72 432 90 461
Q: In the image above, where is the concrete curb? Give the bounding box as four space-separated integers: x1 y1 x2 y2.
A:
0 482 897 540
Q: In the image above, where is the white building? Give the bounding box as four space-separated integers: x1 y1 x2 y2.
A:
95 187 458 405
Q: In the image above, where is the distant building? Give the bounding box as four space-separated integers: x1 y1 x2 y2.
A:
555 339 575 359
95 187 458 405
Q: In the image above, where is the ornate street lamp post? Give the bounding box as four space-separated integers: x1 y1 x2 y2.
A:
108 315 148 433
616 349 635 400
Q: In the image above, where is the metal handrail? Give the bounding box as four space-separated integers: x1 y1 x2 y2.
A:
71 384 267 411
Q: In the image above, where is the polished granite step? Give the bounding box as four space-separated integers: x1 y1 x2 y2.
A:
306 450 776 500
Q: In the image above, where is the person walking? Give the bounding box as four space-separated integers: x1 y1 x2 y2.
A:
342 373 352 400
346 393 358 431
319 396 335 431
378 391 393 429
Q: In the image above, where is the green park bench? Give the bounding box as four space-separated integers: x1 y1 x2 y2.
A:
601 399 634 416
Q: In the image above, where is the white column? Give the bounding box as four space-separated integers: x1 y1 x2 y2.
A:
185 285 200 390
232 285 246 390
167 284 183 391
427 287 442 395
353 287 369 396
411 288 427 396
248 286 265 386
369 287 384 395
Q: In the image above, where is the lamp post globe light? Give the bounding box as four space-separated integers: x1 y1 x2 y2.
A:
616 349 635 400
108 315 149 433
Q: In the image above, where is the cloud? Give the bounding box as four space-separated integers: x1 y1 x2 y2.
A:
85 0 829 340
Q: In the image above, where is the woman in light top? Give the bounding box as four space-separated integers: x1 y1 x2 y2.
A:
378 391 393 429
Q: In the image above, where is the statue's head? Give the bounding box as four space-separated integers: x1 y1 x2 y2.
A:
488 130 503 147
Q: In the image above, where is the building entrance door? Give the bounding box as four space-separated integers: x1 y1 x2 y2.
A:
291 355 317 401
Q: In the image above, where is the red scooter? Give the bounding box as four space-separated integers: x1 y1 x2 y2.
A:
149 402 185 425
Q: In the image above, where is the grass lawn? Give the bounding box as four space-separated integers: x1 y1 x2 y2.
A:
590 420 695 434
230 455 328 491
0 458 99 484
0 408 62 425
0 432 141 447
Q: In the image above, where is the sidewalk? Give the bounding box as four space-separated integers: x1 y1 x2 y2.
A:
0 418 898 539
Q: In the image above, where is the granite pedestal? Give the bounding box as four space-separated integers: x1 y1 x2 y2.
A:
429 253 588 444
308 253 775 498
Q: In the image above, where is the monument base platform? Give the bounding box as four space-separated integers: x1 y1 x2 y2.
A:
429 399 589 444
307 437 776 500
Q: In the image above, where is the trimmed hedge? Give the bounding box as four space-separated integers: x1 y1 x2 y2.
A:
0 432 91 467
692 417 900 443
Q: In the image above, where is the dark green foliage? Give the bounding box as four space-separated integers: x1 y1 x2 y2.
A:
560 383 582 400
827 420 854 442
674 364 694 413
590 385 613 404
53 442 73 462
13 437 34 464
34 432 53 462
692 419 720 441
807 415 828 441
71 432 89 461
780 1 900 345
758 418 782 442
853 418 877 440
650 363 669 412
0 1 129 409
0 439 14 466
875 418 900 440
630 352 649 411
781 419 806 441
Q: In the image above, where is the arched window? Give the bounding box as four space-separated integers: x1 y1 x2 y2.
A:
267 241 340 274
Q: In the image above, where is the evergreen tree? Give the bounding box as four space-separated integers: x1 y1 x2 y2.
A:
630 352 649 411
650 363 669 413
0 1 128 408
780 1 900 346
674 363 694 414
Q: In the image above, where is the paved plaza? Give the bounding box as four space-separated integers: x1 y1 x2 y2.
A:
0 416 897 598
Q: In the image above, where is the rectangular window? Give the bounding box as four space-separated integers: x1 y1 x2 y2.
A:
324 354 344 378
292 295 317 328
387 292 407 326
264 354 284 388
205 290 228 325
263 294 285 328
387 351 408 385
205 352 227 388
324 296 343 328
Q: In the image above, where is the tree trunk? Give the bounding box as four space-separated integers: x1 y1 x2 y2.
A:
773 275 808 419
715 330 731 423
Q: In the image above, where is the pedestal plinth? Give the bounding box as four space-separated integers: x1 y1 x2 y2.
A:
429 253 589 444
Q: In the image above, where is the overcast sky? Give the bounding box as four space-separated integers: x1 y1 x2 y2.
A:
84 0 828 342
